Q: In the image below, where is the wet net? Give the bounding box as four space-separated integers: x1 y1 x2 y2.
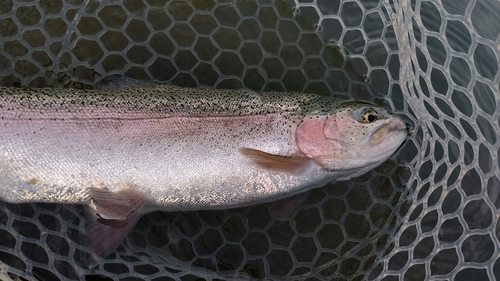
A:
0 0 499 280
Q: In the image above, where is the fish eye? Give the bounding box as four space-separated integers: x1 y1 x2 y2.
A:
361 110 378 123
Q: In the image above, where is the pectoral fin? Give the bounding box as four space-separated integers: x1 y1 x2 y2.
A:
239 147 311 175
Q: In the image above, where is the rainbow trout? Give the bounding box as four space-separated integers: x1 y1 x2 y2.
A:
0 84 407 257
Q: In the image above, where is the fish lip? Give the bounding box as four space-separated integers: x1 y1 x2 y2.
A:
360 117 407 163
387 117 407 133
366 116 407 146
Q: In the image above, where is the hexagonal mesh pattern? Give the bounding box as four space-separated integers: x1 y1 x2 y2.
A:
0 0 499 280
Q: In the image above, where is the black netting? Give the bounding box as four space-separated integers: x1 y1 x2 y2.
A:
0 0 499 280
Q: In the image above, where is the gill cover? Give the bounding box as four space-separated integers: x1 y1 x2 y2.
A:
295 103 406 172
295 114 343 160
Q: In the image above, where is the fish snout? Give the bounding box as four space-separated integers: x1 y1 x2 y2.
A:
405 122 414 135
387 116 407 133
387 116 413 137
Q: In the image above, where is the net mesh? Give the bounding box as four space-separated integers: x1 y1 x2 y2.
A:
0 0 499 280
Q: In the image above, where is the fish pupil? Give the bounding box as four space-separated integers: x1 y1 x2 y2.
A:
362 110 378 123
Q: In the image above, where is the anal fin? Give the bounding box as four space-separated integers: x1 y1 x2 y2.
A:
239 147 311 175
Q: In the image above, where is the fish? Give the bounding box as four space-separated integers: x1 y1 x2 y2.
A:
0 84 407 258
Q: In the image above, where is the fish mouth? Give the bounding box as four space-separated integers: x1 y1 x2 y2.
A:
387 117 408 133
369 117 407 145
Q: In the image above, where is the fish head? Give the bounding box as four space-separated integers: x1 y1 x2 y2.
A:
295 101 407 174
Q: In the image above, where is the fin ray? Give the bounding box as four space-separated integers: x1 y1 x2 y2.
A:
87 186 148 258
88 212 143 258
270 192 309 219
89 186 147 221
239 147 311 175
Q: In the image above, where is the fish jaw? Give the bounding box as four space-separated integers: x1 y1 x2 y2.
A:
367 116 407 146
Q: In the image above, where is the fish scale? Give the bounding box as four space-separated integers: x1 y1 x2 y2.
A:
0 84 407 257
0 85 321 117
